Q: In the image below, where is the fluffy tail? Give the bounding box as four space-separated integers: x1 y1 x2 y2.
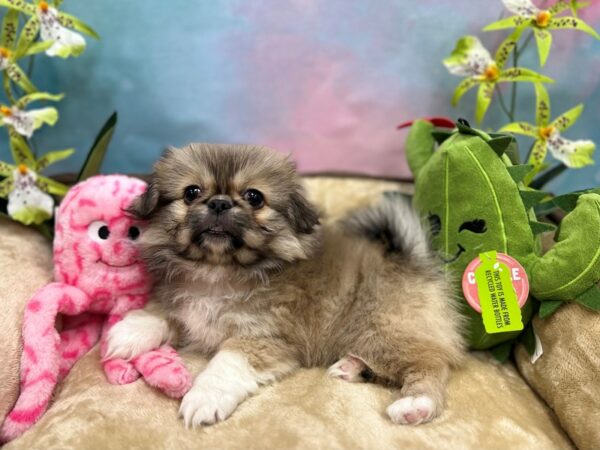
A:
344 193 431 261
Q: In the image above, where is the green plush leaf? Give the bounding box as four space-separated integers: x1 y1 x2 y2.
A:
14 15 40 59
0 177 12 197
0 0 36 15
529 220 557 235
483 16 528 31
36 175 69 196
451 77 479 106
36 148 74 172
77 112 117 182
500 122 538 138
431 130 454 145
534 200 559 217
495 28 522 69
5 62 36 93
520 190 549 210
552 188 600 213
507 164 534 183
575 285 600 311
530 163 567 190
490 341 513 363
539 300 563 318
534 83 551 127
547 17 600 39
487 135 514 157
0 160 13 176
551 104 583 132
57 12 99 39
498 67 554 84
0 9 19 49
8 130 34 165
16 92 64 109
534 28 552 67
475 82 494 124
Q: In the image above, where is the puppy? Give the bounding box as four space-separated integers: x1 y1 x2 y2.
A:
106 144 464 427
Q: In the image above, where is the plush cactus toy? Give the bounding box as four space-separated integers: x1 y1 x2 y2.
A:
405 118 600 354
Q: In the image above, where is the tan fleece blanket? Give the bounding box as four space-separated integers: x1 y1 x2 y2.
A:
0 177 575 449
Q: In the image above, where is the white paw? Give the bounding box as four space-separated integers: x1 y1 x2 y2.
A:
105 310 169 360
387 395 437 425
179 382 241 428
327 355 367 382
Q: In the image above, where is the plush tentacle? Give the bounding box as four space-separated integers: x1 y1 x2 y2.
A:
57 313 104 379
134 345 192 398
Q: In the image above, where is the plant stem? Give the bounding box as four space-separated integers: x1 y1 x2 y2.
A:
496 86 513 122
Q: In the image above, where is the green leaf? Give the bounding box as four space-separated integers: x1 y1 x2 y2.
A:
16 92 64 109
575 285 600 311
551 104 583 132
36 148 74 172
534 29 552 67
57 12 99 39
0 0 36 15
0 176 12 197
530 163 567 190
14 15 40 59
487 135 514 157
500 122 538 138
36 176 69 196
483 16 528 31
507 164 534 183
6 62 36 93
498 67 554 84
539 300 563 318
475 82 494 124
0 9 19 49
495 28 523 70
0 160 14 176
547 17 600 39
490 341 513 363
451 77 479 106
8 130 34 165
534 83 551 127
529 220 557 235
77 112 117 182
520 190 549 209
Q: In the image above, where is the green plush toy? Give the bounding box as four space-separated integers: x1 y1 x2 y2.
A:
405 118 600 354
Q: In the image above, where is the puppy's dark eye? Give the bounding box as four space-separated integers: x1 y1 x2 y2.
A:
244 189 264 208
183 185 201 204
128 226 140 240
428 213 441 236
459 219 487 234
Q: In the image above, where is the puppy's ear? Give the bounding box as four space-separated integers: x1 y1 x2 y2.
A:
287 188 320 234
128 182 160 219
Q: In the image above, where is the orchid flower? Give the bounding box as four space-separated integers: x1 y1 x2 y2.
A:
484 0 599 66
444 33 553 123
0 0 98 58
0 92 63 138
500 83 594 181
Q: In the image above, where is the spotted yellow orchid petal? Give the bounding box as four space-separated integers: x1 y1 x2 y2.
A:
499 122 539 138
5 63 36 93
547 133 595 168
495 28 523 70
57 11 99 39
547 17 600 39
550 104 584 132
0 0 36 15
534 28 552 66
0 177 12 198
483 16 529 31
35 148 74 172
16 92 64 109
8 129 35 166
548 0 571 15
497 67 553 84
14 15 41 59
475 82 494 124
451 77 480 106
0 9 19 49
36 175 69 196
443 36 493 77
502 0 540 16
0 159 14 177
534 83 551 127
527 139 549 170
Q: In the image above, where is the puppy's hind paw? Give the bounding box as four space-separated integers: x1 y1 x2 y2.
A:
327 355 369 383
387 395 437 425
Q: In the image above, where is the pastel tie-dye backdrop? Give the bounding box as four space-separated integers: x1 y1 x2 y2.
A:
1 0 599 193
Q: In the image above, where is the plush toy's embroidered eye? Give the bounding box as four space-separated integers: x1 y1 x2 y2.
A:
243 189 264 208
128 226 140 240
88 221 110 242
459 219 487 234
428 213 441 236
183 185 202 204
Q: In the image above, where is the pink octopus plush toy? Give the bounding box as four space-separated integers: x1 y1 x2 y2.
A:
0 175 192 442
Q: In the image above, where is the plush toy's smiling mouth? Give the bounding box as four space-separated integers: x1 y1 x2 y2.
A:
440 244 465 264
96 259 137 268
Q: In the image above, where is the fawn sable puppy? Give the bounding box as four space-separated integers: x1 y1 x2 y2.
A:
106 144 465 427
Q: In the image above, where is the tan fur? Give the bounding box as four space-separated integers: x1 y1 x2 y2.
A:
130 144 465 422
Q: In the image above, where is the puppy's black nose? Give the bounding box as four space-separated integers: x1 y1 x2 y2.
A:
207 197 233 214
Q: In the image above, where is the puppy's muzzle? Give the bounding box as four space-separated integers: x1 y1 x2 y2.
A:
207 196 233 215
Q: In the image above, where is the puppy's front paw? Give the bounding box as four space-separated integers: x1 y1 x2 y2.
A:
179 383 241 428
387 395 437 425
327 355 368 382
105 311 169 360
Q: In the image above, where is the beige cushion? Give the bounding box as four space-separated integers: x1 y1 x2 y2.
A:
1 177 573 449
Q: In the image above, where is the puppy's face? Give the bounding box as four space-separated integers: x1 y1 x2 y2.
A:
130 144 320 281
